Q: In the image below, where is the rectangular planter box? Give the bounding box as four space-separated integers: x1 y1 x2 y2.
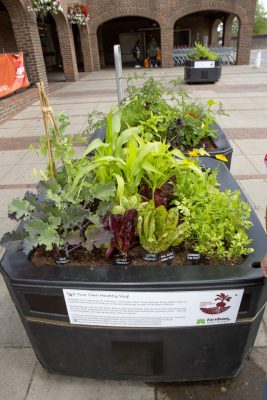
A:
89 124 233 169
1 158 266 381
184 59 222 84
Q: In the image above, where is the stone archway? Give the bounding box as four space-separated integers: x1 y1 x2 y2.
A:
97 16 161 68
170 1 253 65
90 9 163 70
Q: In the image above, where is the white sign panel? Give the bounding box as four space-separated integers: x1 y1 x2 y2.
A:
194 61 215 68
63 289 244 328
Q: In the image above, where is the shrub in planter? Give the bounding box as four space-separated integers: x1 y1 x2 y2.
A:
187 42 220 61
184 43 222 84
0 110 254 265
1 110 267 381
85 77 232 167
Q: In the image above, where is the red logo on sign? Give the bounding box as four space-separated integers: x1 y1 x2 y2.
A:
200 293 232 315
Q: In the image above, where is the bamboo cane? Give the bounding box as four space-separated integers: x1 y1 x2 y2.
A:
37 82 57 178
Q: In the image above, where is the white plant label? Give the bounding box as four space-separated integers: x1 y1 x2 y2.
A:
63 289 244 328
194 61 215 68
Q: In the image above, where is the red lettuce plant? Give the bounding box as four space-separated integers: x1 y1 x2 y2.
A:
103 209 138 257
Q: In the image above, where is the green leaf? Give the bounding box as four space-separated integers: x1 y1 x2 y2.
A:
81 139 110 158
85 225 113 249
114 174 125 202
0 230 27 252
112 110 121 134
207 99 216 107
8 199 35 220
65 230 81 245
92 182 116 201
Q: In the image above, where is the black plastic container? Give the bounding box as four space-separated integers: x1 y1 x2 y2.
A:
1 158 267 381
89 124 233 169
184 59 222 84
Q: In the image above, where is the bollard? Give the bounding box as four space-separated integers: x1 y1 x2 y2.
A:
255 50 261 68
114 44 124 103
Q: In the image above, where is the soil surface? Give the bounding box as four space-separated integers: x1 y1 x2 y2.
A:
194 136 216 152
31 244 243 268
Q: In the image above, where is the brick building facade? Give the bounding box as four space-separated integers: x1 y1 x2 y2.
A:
0 0 257 123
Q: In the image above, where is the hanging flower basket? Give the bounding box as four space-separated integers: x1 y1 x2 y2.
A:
67 3 90 26
28 0 63 19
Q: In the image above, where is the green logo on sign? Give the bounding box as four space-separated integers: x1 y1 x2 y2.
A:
196 318 206 325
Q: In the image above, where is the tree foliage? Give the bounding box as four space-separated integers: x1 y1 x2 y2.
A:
254 0 267 34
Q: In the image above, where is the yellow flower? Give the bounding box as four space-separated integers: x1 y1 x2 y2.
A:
201 122 205 129
32 168 38 177
188 149 198 157
215 154 228 162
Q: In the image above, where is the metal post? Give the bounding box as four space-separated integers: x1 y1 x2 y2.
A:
255 50 261 68
114 44 124 103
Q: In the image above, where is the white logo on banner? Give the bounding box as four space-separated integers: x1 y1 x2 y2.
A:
16 66 25 79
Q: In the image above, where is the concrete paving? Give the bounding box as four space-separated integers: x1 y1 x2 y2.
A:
0 64 267 399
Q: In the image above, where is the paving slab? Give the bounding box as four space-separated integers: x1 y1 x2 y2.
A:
0 348 36 400
254 321 267 347
254 207 267 232
157 348 267 400
0 163 46 185
247 155 267 174
0 274 30 347
0 150 28 166
238 179 267 209
264 307 267 327
26 363 154 400
231 155 259 175
235 139 267 155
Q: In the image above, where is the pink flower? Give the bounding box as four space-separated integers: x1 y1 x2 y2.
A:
264 153 267 168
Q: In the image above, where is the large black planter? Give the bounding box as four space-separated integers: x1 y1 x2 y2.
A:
184 59 222 84
1 158 267 381
89 124 233 169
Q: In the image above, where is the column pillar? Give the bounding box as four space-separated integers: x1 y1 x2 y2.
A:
236 22 253 64
223 14 235 47
90 31 100 71
10 9 48 85
97 26 105 69
160 25 173 68
79 24 93 72
56 15 79 81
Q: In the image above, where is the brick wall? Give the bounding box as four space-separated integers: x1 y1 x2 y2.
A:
88 0 257 68
0 86 39 125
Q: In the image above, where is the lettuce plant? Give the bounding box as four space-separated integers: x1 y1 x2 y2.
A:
137 202 189 254
103 209 138 257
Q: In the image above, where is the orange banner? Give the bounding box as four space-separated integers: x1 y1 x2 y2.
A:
0 52 30 98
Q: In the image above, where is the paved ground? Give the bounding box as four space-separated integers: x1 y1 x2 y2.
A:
0 65 267 400
251 49 267 67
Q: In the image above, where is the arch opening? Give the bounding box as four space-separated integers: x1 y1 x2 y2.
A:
97 16 161 68
37 13 64 82
174 10 240 65
72 25 85 72
0 1 17 53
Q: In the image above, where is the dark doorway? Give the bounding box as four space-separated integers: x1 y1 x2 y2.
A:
72 24 84 72
38 13 63 81
97 16 160 68
0 1 17 53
